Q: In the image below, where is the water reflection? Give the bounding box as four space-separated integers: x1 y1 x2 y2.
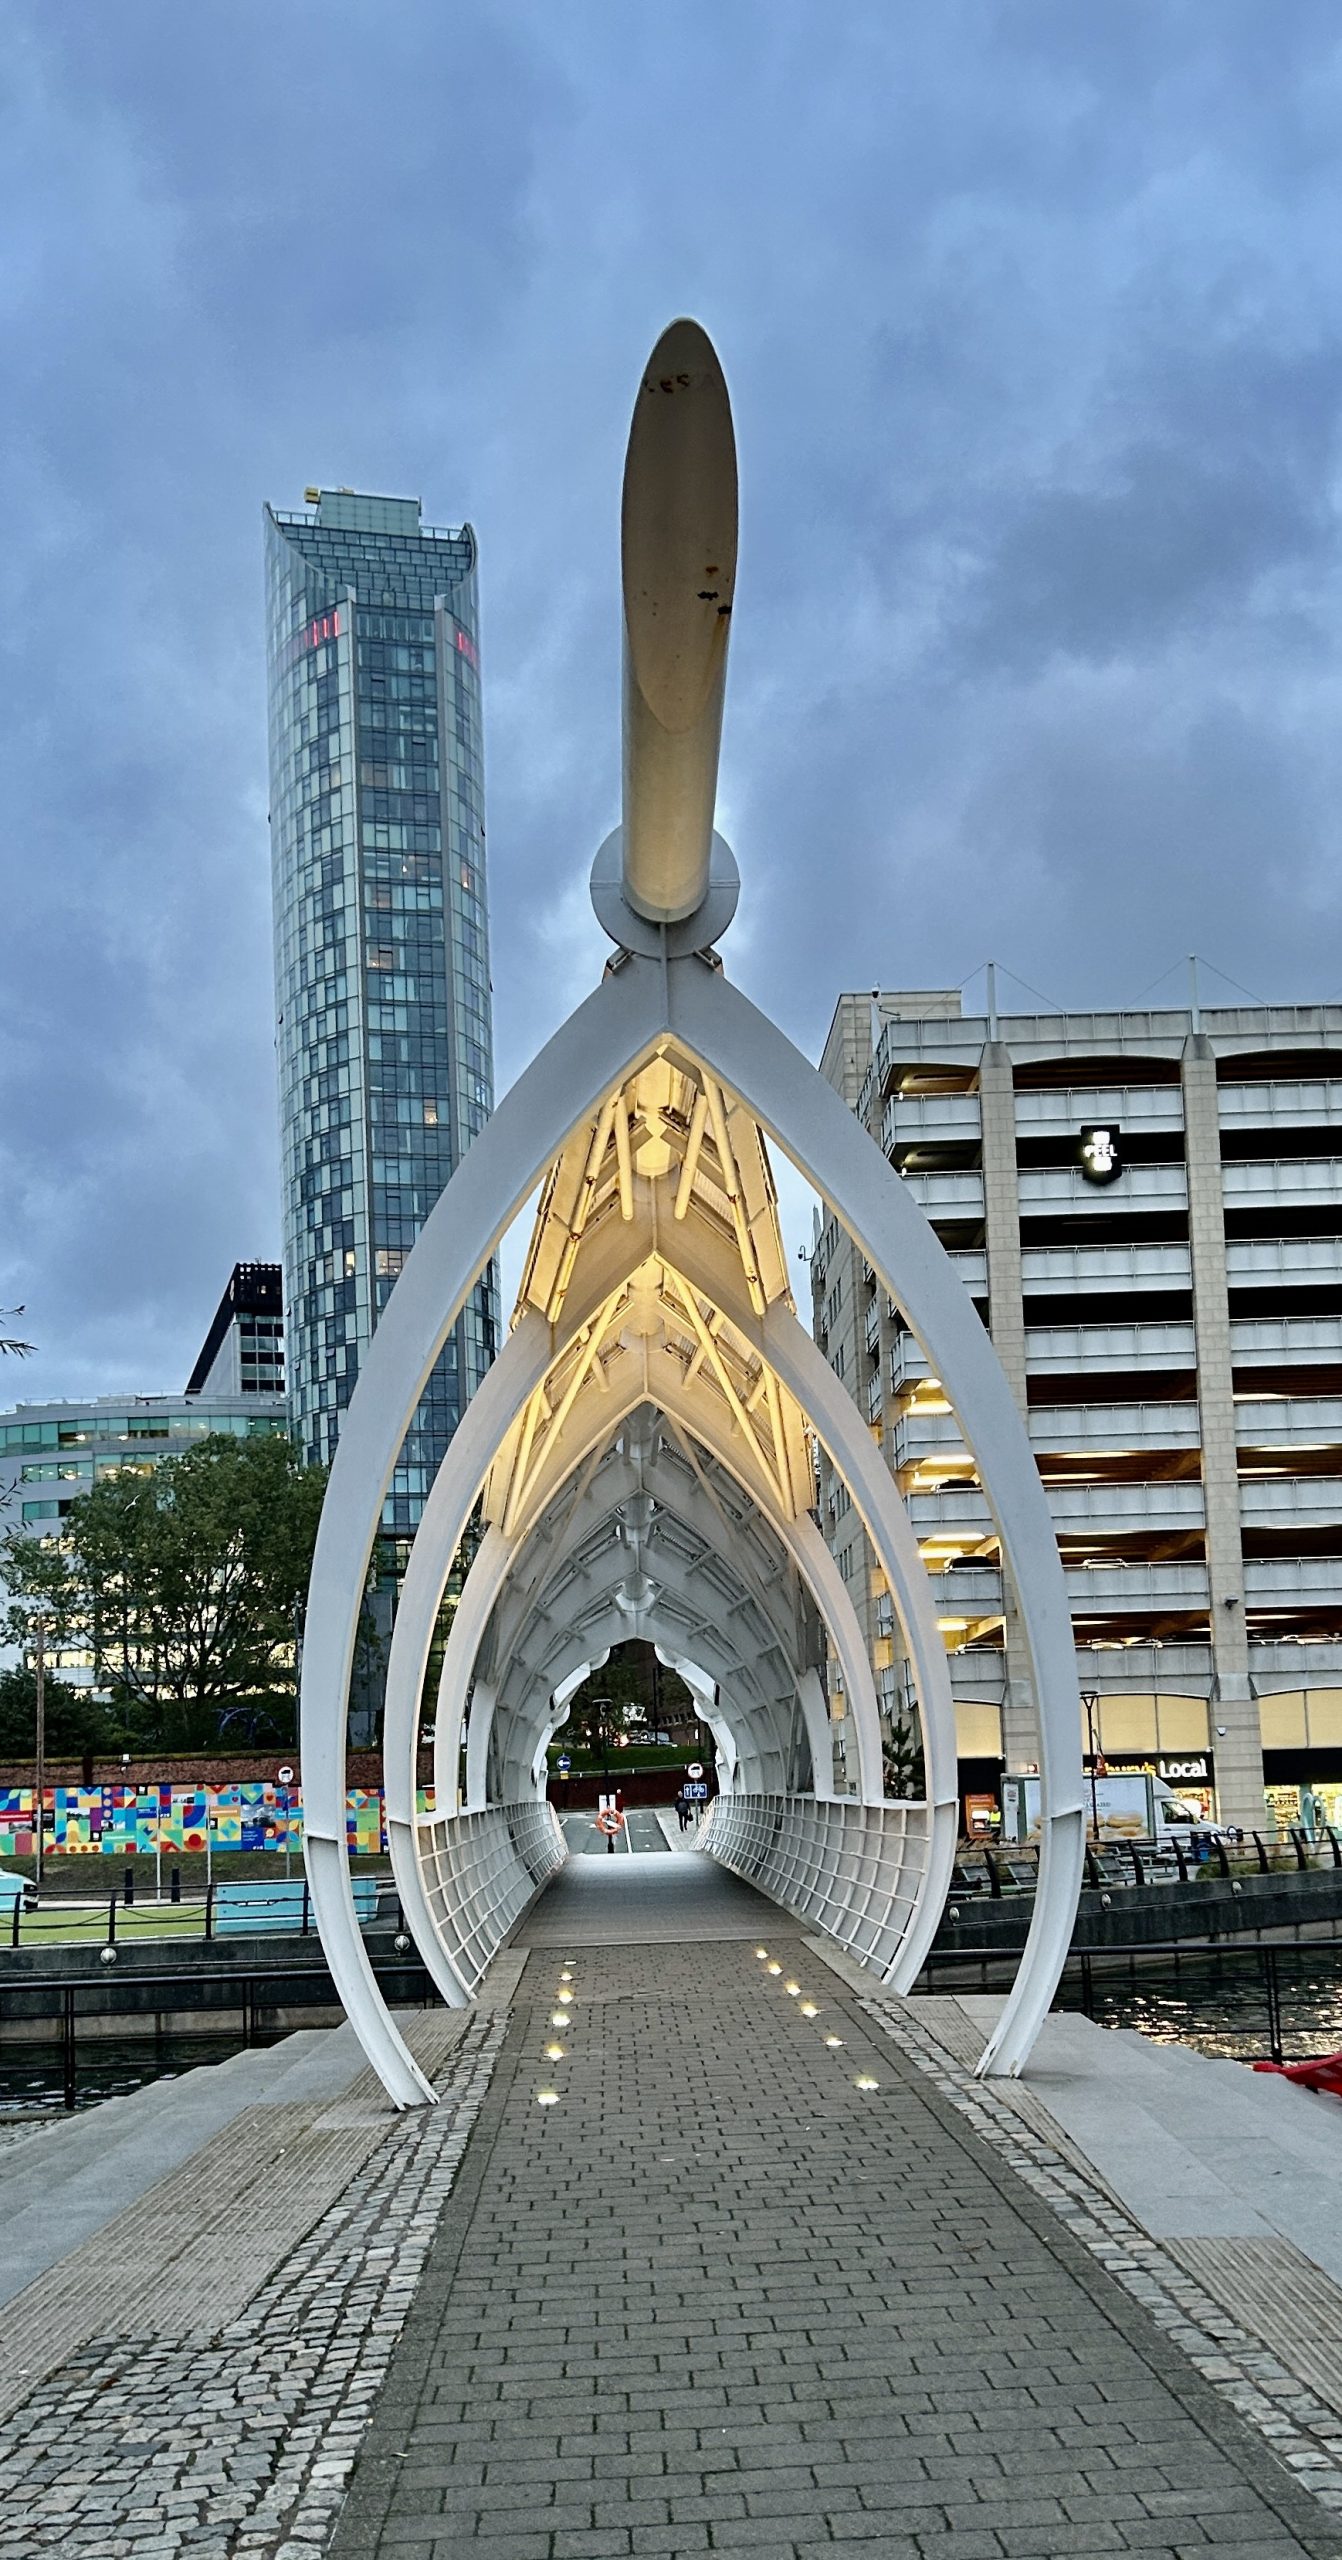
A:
2 1945 1340 2127
0 2028 286 2127
1058 1943 1342 2063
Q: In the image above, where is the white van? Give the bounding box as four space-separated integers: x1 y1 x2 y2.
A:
1151 1778 1231 1840
1002 1770 1229 1845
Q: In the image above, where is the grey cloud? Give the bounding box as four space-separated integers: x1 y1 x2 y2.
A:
959 436 1331 675
5 0 1342 1400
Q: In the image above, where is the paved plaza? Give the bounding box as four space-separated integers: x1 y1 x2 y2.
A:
334 1858 1341 2560
1 1853 1340 2557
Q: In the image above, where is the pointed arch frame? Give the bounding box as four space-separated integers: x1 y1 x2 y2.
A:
299 951 1083 2106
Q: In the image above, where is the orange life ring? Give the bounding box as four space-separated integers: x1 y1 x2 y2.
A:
595 1808 624 1836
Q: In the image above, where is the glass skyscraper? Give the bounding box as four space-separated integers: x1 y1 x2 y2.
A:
264 488 498 1540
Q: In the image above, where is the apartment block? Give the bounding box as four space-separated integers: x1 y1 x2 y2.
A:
185 1262 285 1401
812 988 1342 1835
264 487 497 1541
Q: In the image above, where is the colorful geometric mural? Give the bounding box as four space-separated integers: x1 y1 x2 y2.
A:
0 1782 436 1858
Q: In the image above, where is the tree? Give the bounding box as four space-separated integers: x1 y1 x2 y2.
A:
562 1642 695 1757
883 1701 926 1801
0 1434 328 1739
0 1666 112 1761
0 1305 34 1358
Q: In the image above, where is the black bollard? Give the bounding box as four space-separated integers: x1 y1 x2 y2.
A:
123 1864 135 1906
170 1864 181 1904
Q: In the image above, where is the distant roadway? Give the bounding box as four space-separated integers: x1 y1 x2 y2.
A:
559 1808 670 1857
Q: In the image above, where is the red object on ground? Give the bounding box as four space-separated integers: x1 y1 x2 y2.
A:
1252 2050 1342 2096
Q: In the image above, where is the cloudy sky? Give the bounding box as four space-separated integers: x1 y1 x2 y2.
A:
3 1 1342 1405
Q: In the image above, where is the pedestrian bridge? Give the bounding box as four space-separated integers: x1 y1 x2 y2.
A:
300 997 1080 2105
297 320 1086 2105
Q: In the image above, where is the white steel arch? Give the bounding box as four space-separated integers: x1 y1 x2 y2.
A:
470 1429 834 1801
302 959 1081 2100
376 1285 915 2017
382 1199 953 1744
491 1600 805 1804
411 1185 953 1810
449 1415 880 1812
376 1207 963 1990
428 1362 889 1811
471 1423 845 1802
299 320 1084 2108
489 1541 810 1776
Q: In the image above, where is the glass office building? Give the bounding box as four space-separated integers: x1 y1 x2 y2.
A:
264 489 498 1538
0 1396 289 1682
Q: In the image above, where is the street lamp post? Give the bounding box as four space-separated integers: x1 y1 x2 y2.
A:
1081 1689 1101 1842
277 1765 296 1880
33 1618 46 1893
119 1751 132 1890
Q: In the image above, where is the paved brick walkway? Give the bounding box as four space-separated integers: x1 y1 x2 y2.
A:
331 1863 1342 2559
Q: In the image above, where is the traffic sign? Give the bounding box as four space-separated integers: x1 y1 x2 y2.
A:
277 1765 295 1786
683 1780 709 1802
687 1762 703 1778
557 1754 571 1773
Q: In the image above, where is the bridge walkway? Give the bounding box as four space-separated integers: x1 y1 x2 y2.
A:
556 1807 672 1858
332 1851 1340 2559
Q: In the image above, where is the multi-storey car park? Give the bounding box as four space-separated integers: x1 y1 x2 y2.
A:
812 985 1342 1838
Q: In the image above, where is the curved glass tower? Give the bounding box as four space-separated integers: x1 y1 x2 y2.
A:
264 488 498 1541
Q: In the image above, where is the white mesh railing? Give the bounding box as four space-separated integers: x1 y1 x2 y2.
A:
416 1800 566 1998
701 1793 931 1980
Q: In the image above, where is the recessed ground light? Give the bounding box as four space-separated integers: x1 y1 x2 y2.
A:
825 2035 844 2048
551 2012 567 2028
545 2043 565 2060
536 2089 560 2107
855 2074 878 2091
766 1962 782 1976
560 1969 573 1982
799 2001 819 2018
754 1947 769 1960
785 1981 801 1996
557 1988 573 2004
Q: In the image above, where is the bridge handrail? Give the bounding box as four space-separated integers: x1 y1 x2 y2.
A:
415 1800 566 2000
701 1793 931 1983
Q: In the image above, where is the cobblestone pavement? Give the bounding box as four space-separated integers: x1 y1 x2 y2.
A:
864 1991 1342 2524
0 2011 507 2559
4 1875 1342 2560
330 1926 1342 2560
